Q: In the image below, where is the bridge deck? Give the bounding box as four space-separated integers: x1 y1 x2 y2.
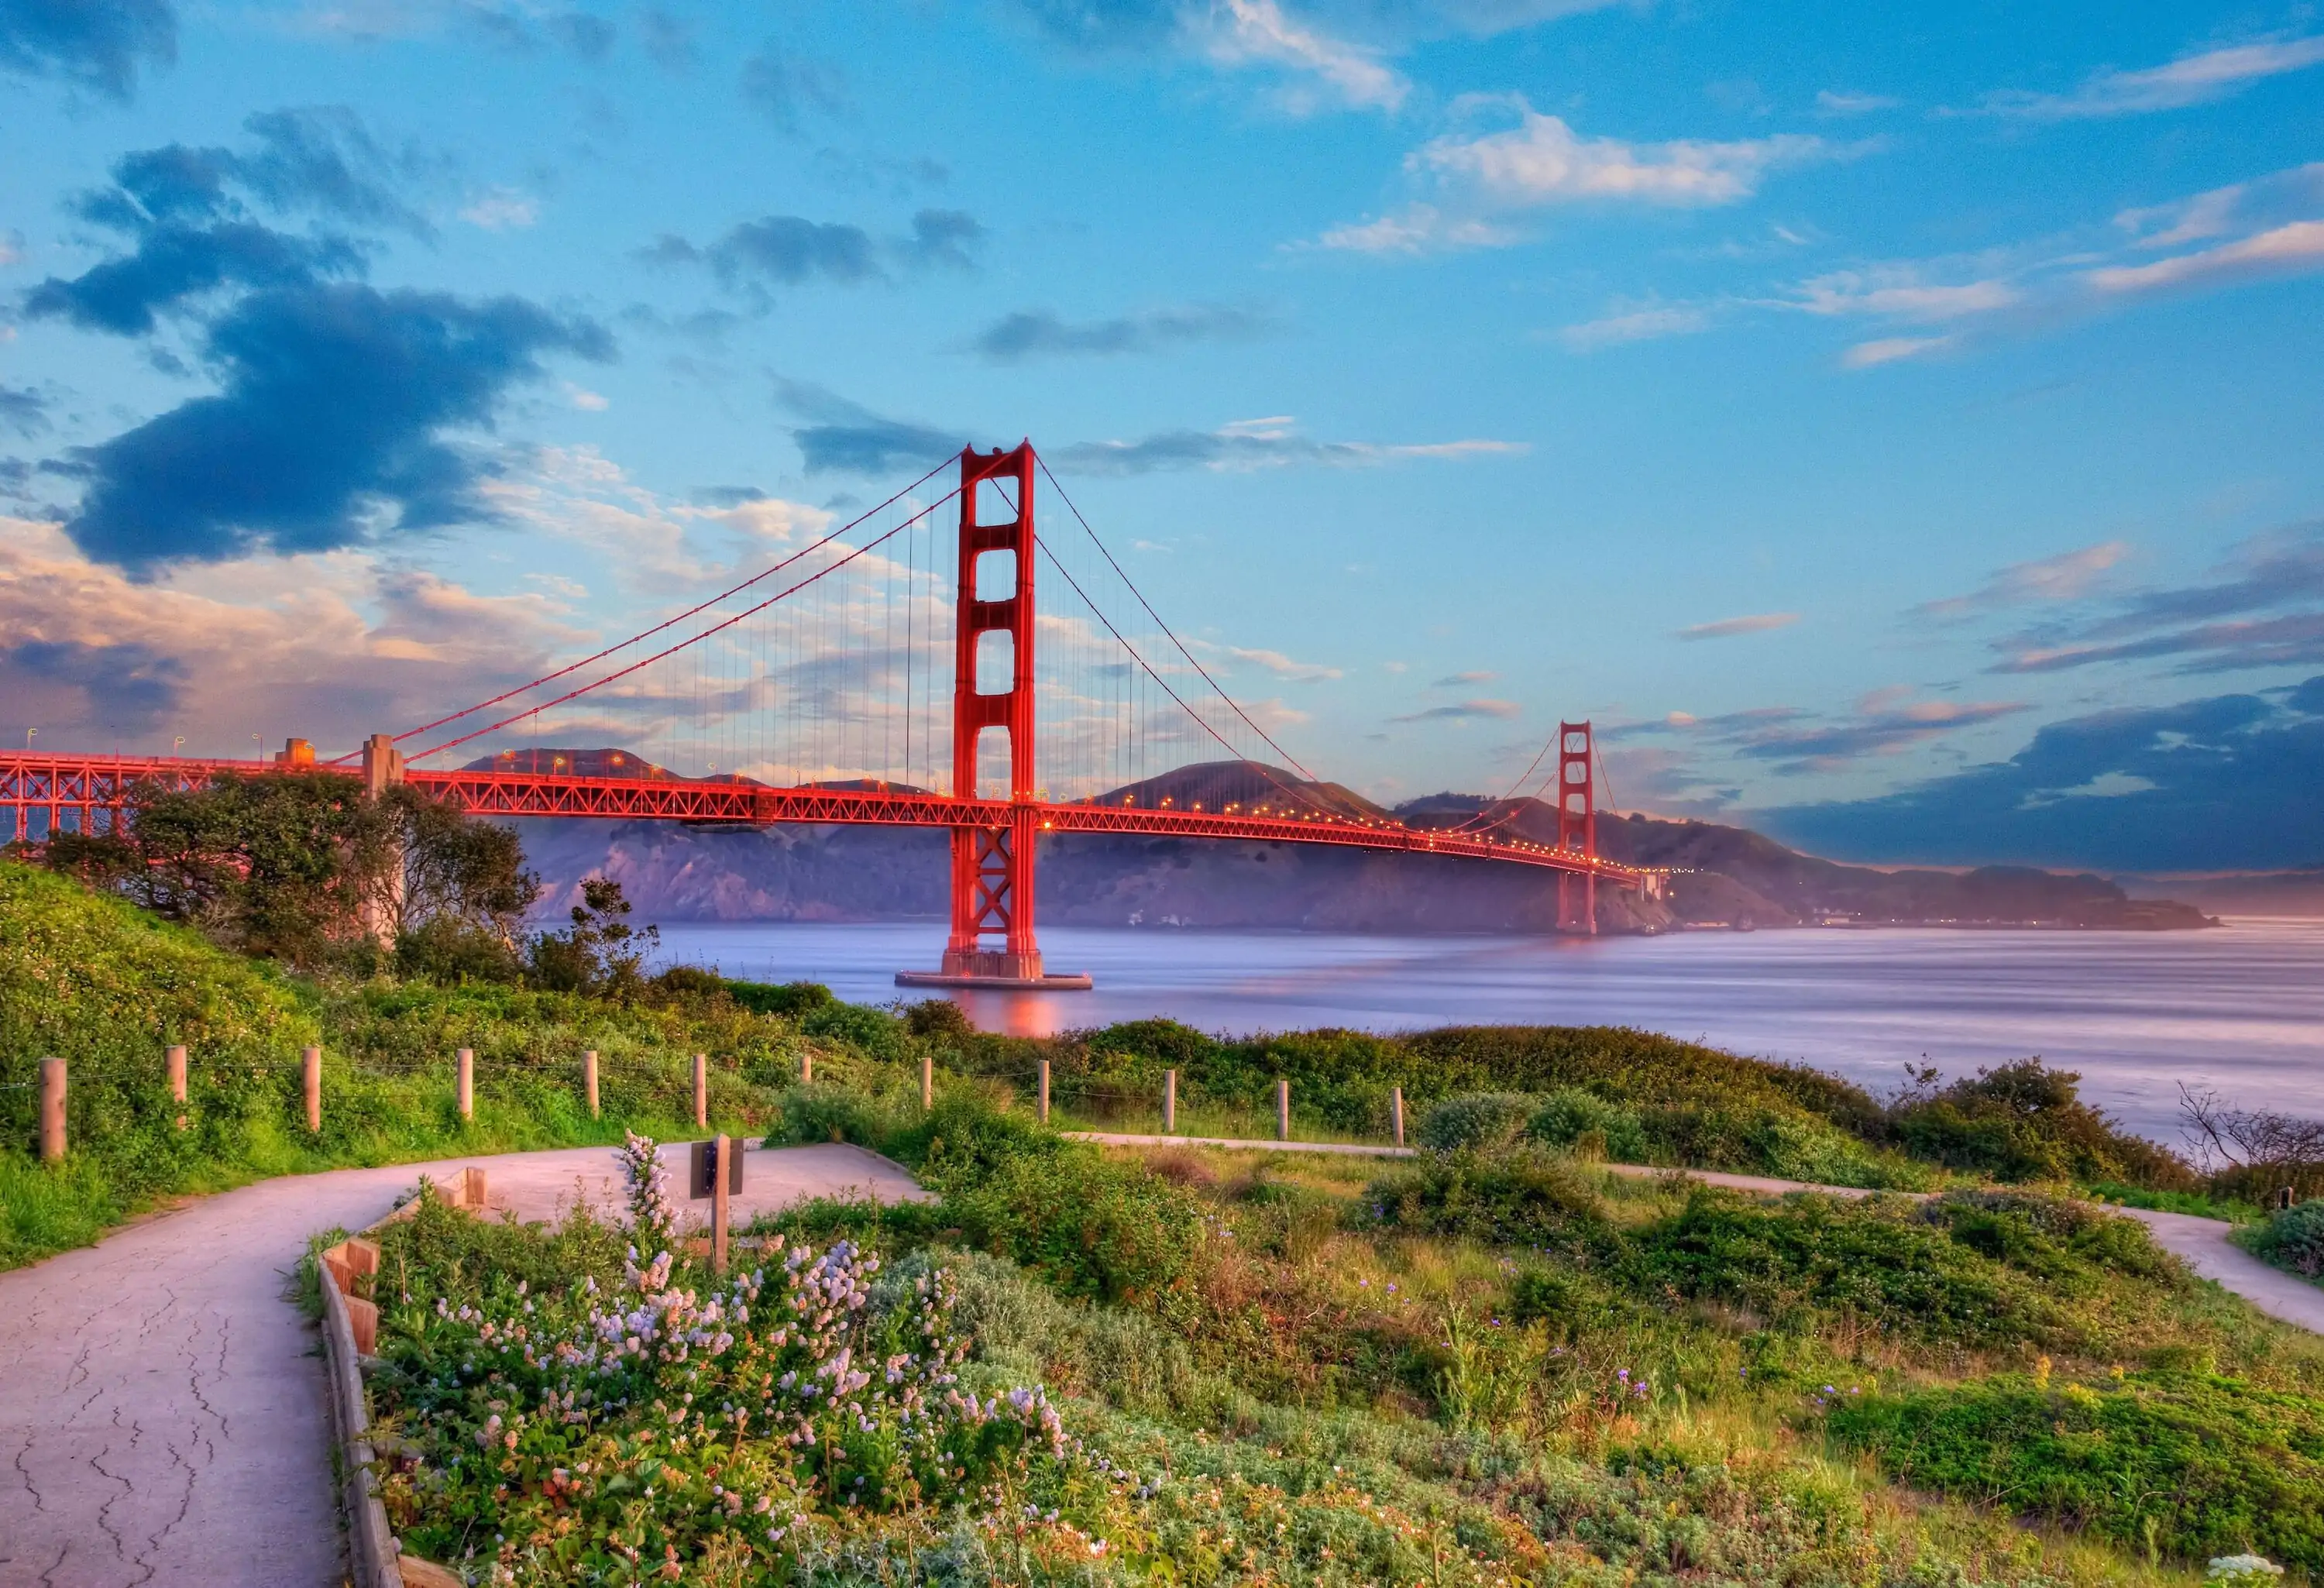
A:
0 751 1642 885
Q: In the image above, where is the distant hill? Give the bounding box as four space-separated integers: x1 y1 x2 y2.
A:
497 751 2209 933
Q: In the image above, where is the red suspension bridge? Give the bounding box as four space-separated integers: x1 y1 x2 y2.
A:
1 444 1647 988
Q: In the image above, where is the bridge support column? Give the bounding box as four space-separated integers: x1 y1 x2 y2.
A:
899 443 1090 992
1556 720 1599 937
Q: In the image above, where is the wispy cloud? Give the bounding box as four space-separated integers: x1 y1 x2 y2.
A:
1050 416 1525 476
1985 521 2324 675
1391 697 1521 722
1628 687 2027 775
1198 0 1408 112
1432 669 1498 686
1222 644 1342 682
2084 220 2324 298
1815 89 1899 116
968 303 1269 362
1676 611 1798 640
1312 98 1831 255
1975 34 2324 120
1842 335 1954 368
1558 303 1711 351
1917 541 2130 620
459 187 538 229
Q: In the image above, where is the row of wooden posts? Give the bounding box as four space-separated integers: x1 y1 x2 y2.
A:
28 1047 1408 1161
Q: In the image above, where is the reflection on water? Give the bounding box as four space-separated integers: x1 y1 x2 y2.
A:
651 917 2324 1140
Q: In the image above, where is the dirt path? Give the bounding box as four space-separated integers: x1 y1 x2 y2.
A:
1071 1132 2324 1335
0 1141 922 1588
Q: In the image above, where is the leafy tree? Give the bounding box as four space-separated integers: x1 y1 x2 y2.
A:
528 876 658 998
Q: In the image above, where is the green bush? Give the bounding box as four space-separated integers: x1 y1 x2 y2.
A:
1367 1146 1607 1252
772 1081 897 1149
1417 1091 1537 1153
723 978 835 1018
1827 1371 2324 1569
2247 1199 2324 1280
1892 1059 2196 1190
800 998 905 1057
1627 1189 2061 1347
1526 1087 1648 1163
944 1143 1208 1310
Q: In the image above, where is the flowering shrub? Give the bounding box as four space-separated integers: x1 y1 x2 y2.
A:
372 1139 1104 1584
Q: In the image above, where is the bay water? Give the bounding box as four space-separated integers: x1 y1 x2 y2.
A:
651 917 2324 1143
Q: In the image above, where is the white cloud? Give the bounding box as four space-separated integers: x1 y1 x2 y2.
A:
1917 541 2130 619
1816 89 1899 116
1558 304 1711 351
1202 0 1409 112
1414 104 1825 208
1311 204 1516 255
1051 416 1525 475
459 188 540 230
563 383 610 411
2084 220 2324 297
1841 335 1954 368
1675 611 1799 640
1309 98 1831 255
1220 644 1343 682
1793 267 2020 320
1981 34 2324 119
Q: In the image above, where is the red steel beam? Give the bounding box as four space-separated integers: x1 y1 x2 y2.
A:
0 751 1645 886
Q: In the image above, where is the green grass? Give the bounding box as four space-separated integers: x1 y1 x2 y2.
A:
2090 1183 2267 1223
0 860 803 1270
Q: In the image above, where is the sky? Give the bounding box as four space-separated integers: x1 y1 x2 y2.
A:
2 0 2321 874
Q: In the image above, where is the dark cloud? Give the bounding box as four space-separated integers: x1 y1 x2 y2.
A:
1010 0 1180 48
1758 679 2324 871
1611 694 2026 776
0 386 47 437
648 208 981 301
548 12 616 60
60 283 610 571
692 484 768 506
28 222 363 335
0 639 186 734
969 301 1267 362
26 109 432 335
772 379 964 477
0 0 175 98
738 44 847 132
638 5 695 71
1431 669 1498 686
894 208 982 270
1989 521 2324 675
1390 699 1521 723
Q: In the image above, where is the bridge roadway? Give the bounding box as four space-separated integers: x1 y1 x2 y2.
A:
0 751 1645 889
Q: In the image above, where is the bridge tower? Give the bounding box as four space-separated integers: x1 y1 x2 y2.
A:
1556 720 1597 935
899 443 1092 991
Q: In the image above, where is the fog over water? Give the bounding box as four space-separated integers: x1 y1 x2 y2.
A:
652 918 2324 1143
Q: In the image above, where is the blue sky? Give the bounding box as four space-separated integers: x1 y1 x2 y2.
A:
2 0 2320 871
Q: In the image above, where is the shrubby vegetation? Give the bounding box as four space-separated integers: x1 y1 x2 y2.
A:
364 1075 2324 1585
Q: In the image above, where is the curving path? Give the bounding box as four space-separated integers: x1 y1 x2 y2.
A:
1072 1132 2324 1335
0 1142 924 1588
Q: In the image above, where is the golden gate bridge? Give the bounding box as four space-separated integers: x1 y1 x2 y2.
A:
0 443 1646 988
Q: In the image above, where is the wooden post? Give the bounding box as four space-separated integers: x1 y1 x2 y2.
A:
1276 1078 1290 1142
1037 1059 1050 1125
1164 1069 1177 1135
167 1043 187 1131
693 1053 707 1130
799 1050 812 1085
710 1133 731 1276
303 1046 322 1134
456 1048 474 1121
583 1050 599 1119
921 1054 934 1111
1391 1085 1405 1148
38 1057 65 1163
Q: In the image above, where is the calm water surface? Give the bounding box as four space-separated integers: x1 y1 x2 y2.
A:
651 918 2324 1140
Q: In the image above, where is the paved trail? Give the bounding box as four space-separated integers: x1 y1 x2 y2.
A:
0 1142 923 1588
1074 1133 2324 1335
